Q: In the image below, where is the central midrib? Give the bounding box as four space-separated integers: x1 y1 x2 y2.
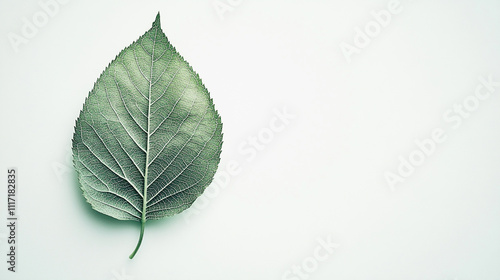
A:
143 27 158 226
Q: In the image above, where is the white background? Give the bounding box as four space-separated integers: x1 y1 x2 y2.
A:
1 0 500 279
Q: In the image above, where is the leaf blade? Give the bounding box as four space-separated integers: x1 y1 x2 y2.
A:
72 13 223 258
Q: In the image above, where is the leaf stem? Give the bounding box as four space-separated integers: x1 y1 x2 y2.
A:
129 219 145 259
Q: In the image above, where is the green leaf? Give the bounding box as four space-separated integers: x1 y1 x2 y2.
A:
72 13 223 259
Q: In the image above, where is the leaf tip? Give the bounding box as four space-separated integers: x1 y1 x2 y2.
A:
153 12 161 27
